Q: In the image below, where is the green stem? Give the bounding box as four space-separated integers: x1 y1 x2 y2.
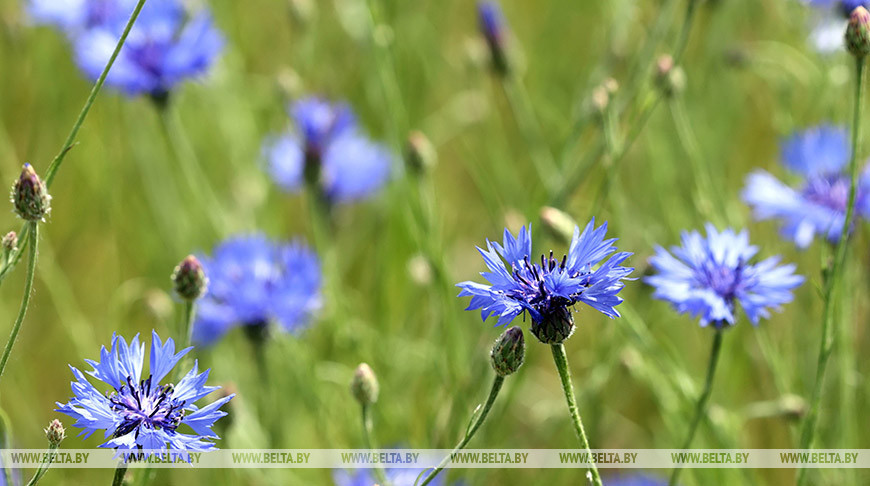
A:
550 344 602 486
0 0 148 288
669 328 724 486
25 444 59 486
419 375 505 486
796 56 865 486
43 0 148 188
172 300 197 383
0 223 38 382
499 76 560 196
361 403 389 486
672 0 700 64
111 463 128 486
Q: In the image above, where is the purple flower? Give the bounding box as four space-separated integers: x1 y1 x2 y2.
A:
742 125 870 248
72 0 224 97
264 97 392 204
457 220 633 344
193 234 322 346
646 225 804 327
56 331 232 456
334 467 445 486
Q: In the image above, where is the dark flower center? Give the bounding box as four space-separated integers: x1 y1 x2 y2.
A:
802 175 851 213
109 375 186 438
695 257 745 302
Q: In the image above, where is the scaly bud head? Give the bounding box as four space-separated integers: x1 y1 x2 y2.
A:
540 206 577 245
531 305 575 344
405 131 437 175
846 7 870 57
490 326 525 376
654 55 686 98
11 164 50 221
171 255 208 301
1 231 17 254
45 419 65 447
351 363 379 405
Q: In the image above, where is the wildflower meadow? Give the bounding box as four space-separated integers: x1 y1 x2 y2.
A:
0 0 869 484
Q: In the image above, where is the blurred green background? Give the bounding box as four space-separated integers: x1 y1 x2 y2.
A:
0 0 867 484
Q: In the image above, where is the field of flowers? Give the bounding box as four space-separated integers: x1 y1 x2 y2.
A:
0 0 868 484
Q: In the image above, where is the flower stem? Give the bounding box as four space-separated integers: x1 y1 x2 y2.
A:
796 56 866 486
0 222 38 382
419 375 505 486
0 0 148 288
669 328 724 486
25 444 58 486
499 75 560 196
360 403 389 486
43 0 148 188
550 344 602 486
672 0 700 64
111 463 128 486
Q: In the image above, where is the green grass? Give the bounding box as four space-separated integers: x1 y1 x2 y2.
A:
0 0 867 484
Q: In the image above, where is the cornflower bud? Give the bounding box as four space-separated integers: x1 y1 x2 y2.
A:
171 255 208 301
11 164 51 221
351 363 379 405
846 6 870 58
45 419 65 447
490 326 525 376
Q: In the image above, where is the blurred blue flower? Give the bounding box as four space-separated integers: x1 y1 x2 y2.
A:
193 234 322 346
742 125 870 248
72 0 224 97
56 331 232 455
457 220 633 343
605 474 667 486
27 0 135 33
646 224 804 328
478 1 506 46
333 467 444 486
264 97 392 204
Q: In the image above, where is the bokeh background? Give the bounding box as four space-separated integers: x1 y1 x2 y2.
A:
0 0 867 484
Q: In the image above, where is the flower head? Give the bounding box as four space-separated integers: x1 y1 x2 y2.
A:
264 97 392 204
742 125 870 248
807 1 870 52
56 331 233 456
72 0 224 98
646 224 804 328
193 234 322 346
334 467 445 486
12 163 51 222
457 219 633 344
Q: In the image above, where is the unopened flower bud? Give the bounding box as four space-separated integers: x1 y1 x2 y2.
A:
45 419 65 447
351 363 379 405
11 164 50 221
654 55 686 98
846 7 870 58
591 85 610 113
490 326 525 376
478 1 510 76
171 255 207 301
540 206 577 245
405 131 437 175
1 232 17 254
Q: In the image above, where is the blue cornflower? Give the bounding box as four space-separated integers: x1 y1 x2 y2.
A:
264 97 392 204
456 219 633 344
56 331 232 455
646 224 804 328
193 234 322 346
742 125 870 248
334 467 445 486
72 0 224 98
